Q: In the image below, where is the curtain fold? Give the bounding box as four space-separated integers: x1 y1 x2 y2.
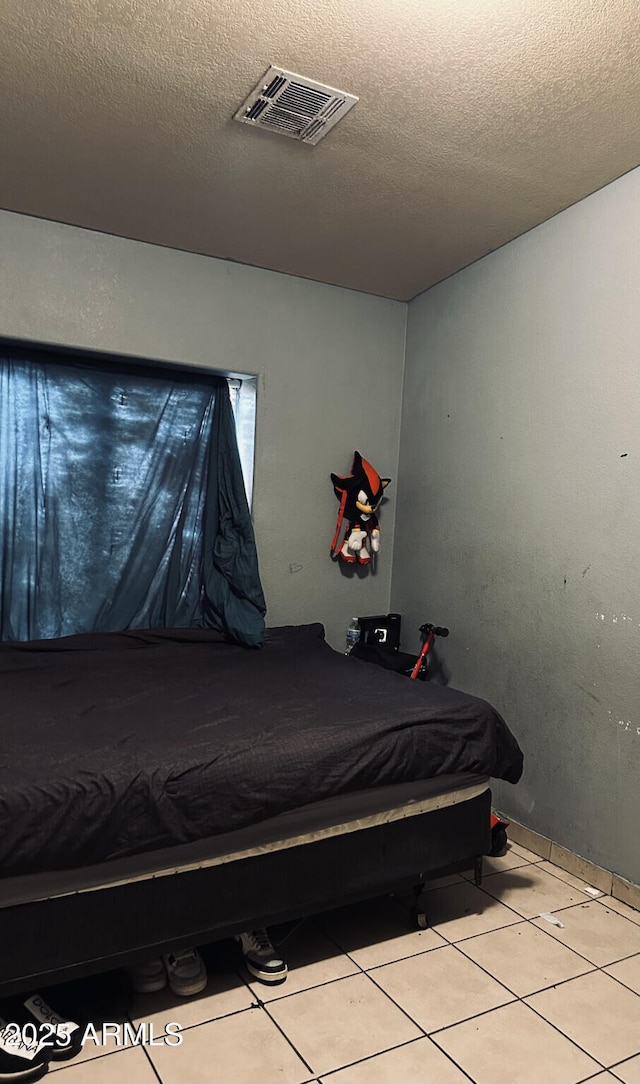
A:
202 389 266 647
0 344 265 646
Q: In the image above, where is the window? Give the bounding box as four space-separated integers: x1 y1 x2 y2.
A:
0 343 263 644
228 376 257 508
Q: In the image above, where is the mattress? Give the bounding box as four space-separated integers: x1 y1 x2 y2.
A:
0 622 523 876
0 772 489 908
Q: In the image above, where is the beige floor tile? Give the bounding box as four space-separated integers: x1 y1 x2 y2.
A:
322 894 446 969
434 1000 599 1084
612 1053 640 1084
460 846 535 879
481 864 593 918
148 1006 310 1084
590 1076 632 1083
605 955 640 995
52 1046 159 1083
423 879 522 942
525 970 640 1066
247 922 359 1001
317 1036 469 1083
371 944 514 1033
457 919 595 996
539 859 605 897
603 896 640 928
130 969 256 1033
531 900 640 967
267 973 421 1077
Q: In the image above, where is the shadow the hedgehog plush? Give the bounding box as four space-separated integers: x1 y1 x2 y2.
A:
331 451 391 565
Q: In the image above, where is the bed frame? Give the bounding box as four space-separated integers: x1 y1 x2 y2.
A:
0 779 490 997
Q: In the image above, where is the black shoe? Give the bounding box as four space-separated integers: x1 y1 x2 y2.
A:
1 994 82 1064
236 930 288 984
0 1013 51 1082
23 994 83 1063
162 950 208 998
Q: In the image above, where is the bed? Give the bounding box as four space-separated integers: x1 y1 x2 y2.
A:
0 623 523 996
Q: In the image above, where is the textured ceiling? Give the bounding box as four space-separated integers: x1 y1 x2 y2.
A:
0 0 638 300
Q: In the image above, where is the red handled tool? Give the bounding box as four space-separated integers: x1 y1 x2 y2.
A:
410 622 449 679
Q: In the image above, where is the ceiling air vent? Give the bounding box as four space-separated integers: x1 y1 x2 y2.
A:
234 66 358 145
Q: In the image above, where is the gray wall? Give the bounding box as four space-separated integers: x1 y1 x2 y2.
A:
0 211 406 649
393 168 640 882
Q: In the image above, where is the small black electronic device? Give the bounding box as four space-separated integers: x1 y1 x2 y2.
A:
356 612 401 652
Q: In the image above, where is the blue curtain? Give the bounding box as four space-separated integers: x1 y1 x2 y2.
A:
0 344 266 646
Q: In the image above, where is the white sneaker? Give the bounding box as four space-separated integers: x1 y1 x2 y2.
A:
128 957 167 994
163 949 208 997
237 930 288 984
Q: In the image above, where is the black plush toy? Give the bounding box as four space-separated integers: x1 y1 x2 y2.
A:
331 451 391 565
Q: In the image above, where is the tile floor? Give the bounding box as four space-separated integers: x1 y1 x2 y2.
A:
51 844 640 1084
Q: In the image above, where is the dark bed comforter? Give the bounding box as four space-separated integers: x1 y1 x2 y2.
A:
0 623 523 876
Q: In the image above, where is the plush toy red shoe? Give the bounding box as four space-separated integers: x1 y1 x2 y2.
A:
331 452 390 565
490 814 510 856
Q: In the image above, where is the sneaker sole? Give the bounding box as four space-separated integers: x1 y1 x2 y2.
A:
0 1062 49 1083
50 1044 83 1063
245 961 288 985
167 977 208 998
131 977 168 995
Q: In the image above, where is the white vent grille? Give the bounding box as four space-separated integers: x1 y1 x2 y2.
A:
234 66 358 145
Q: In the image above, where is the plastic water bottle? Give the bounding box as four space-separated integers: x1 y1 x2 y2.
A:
345 617 361 655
